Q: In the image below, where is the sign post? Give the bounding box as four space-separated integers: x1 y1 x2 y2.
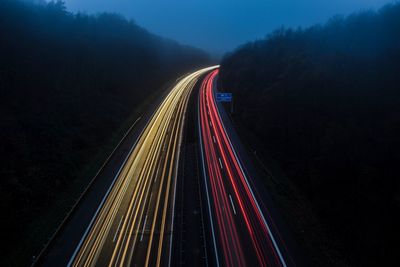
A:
216 92 233 114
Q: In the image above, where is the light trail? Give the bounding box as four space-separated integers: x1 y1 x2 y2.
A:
68 66 218 267
198 69 289 267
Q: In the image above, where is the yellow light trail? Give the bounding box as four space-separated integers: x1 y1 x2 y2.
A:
69 66 218 267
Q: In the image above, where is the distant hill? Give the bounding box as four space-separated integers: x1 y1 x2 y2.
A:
220 3 400 266
0 0 210 266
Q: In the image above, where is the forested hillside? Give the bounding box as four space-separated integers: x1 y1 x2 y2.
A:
0 0 209 265
220 3 400 266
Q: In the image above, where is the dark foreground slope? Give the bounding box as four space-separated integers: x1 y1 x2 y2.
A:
220 3 400 266
0 1 209 266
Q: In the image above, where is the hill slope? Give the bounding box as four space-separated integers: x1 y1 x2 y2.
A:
220 3 400 266
0 0 210 265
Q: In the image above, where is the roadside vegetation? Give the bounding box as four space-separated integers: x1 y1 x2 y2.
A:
0 1 210 265
220 3 400 266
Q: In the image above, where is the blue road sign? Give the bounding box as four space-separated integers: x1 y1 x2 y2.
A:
216 92 232 102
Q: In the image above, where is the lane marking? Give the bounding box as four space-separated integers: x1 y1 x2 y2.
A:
113 216 124 243
212 135 216 144
154 164 161 184
218 157 223 170
140 215 148 242
229 195 237 215
156 166 160 178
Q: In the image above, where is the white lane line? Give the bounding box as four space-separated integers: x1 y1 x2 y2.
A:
212 135 216 144
209 121 212 127
113 216 124 243
154 167 160 184
140 215 148 242
229 195 237 215
218 157 223 170
155 166 160 182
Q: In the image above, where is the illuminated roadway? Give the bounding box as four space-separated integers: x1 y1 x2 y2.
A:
35 65 297 267
198 69 292 267
67 66 218 267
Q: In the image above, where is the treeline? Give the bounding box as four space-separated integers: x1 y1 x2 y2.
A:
0 0 209 265
220 3 400 266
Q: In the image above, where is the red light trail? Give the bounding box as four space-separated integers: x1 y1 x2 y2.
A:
198 69 288 267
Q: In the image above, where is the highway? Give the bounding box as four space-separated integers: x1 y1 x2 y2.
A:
35 65 296 267
198 69 291 267
67 66 217 267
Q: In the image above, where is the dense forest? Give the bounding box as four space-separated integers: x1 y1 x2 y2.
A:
0 0 209 265
220 3 400 266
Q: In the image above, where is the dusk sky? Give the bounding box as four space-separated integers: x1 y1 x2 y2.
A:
63 0 394 55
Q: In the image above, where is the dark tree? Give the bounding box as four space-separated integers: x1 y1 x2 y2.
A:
0 1 210 266
220 3 400 266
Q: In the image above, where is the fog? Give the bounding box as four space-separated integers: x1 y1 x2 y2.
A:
62 0 394 55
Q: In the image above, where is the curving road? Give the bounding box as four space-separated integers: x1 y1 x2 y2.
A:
36 66 296 267
67 66 217 267
198 69 291 267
